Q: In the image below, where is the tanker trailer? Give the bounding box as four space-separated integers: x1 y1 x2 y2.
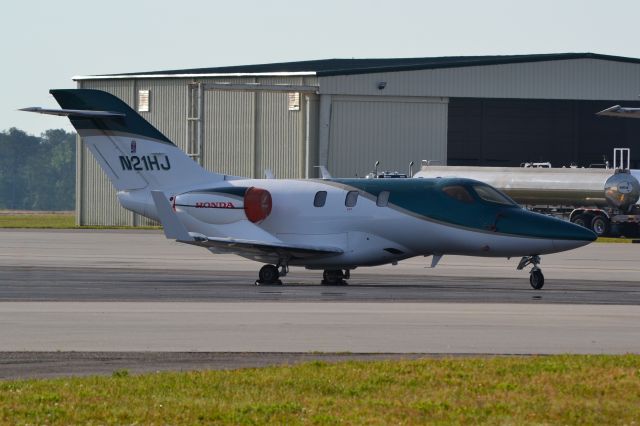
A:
414 165 640 237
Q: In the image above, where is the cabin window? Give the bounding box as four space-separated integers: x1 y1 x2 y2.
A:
472 184 516 206
345 191 359 207
377 191 390 207
314 191 327 207
442 185 474 203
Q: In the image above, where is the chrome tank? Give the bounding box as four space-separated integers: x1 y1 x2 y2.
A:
604 171 640 210
414 166 640 209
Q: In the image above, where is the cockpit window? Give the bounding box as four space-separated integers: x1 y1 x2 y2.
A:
442 185 475 203
472 184 516 206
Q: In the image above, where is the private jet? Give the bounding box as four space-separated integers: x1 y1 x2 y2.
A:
23 89 596 289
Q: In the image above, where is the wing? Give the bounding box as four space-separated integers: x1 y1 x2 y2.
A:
596 105 640 119
151 190 342 260
186 235 343 259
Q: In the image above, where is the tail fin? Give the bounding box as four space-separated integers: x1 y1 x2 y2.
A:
42 89 226 191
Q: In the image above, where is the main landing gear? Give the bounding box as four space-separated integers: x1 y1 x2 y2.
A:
517 255 544 290
255 264 287 286
255 265 352 286
321 269 350 286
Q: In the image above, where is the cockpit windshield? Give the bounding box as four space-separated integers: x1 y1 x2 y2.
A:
472 184 517 206
442 185 475 203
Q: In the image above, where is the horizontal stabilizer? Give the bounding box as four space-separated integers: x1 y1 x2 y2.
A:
596 105 640 119
150 190 193 241
20 107 126 118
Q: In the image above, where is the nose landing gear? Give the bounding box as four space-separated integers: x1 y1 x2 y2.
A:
517 255 544 290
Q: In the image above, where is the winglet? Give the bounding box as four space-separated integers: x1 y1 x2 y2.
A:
150 190 193 241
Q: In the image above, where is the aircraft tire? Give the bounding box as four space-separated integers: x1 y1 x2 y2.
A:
257 264 281 285
529 270 544 290
322 269 347 286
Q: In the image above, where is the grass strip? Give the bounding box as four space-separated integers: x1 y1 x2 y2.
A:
0 214 160 230
1 355 639 425
596 236 638 243
0 214 75 229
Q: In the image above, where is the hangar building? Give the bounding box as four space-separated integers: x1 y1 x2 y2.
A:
74 53 640 225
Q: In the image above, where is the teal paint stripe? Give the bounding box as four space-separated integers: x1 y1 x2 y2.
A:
51 89 174 145
327 178 594 241
186 187 249 197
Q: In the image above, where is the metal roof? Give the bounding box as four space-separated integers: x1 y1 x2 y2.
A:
74 53 640 80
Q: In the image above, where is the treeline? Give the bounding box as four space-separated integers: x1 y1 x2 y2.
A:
0 128 76 211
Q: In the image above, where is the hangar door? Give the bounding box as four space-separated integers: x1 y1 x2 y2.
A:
448 98 640 168
328 96 448 177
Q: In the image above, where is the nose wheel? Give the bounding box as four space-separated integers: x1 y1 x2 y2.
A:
517 255 544 290
529 268 544 290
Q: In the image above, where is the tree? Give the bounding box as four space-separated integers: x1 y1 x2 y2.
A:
0 128 76 210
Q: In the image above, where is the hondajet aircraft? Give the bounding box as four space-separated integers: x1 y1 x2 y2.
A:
23 89 596 289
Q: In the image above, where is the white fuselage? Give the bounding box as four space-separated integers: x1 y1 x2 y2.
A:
119 178 588 269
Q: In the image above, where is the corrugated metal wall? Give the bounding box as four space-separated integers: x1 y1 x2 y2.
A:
201 78 256 177
77 76 318 225
319 59 640 101
255 77 306 179
327 96 448 177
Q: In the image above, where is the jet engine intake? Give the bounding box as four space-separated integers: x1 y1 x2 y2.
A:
244 187 272 223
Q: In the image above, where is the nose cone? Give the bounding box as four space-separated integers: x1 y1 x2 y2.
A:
552 220 597 251
500 209 596 253
525 211 597 252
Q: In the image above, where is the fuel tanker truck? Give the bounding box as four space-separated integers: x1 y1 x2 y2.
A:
413 149 640 237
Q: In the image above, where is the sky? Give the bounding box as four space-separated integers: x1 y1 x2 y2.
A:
2 0 640 134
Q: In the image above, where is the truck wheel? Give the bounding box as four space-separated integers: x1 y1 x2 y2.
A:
590 216 610 237
572 213 593 229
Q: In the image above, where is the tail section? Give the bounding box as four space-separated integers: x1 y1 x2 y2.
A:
45 89 226 191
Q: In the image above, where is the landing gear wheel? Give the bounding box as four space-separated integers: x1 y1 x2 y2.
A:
518 255 544 290
321 269 348 286
529 269 544 290
255 264 282 286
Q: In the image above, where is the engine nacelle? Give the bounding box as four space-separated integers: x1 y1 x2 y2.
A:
604 171 640 211
174 187 272 224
